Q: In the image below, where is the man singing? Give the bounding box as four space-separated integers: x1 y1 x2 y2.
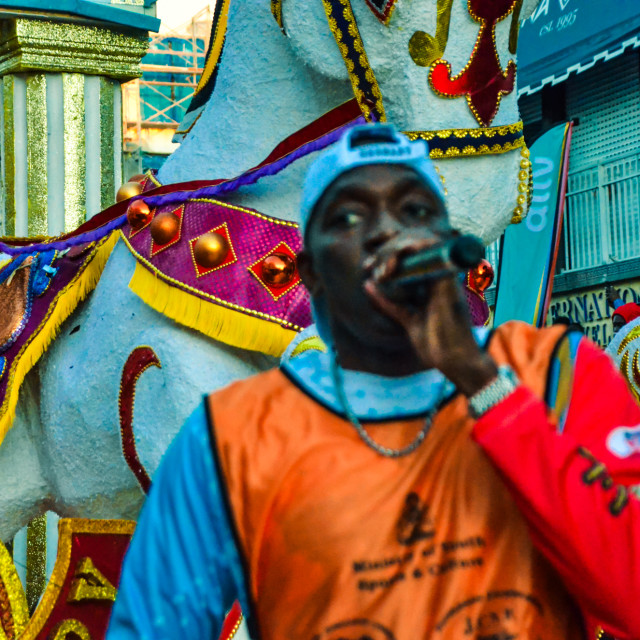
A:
108 124 640 639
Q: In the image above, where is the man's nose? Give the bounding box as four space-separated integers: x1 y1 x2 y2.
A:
363 212 401 253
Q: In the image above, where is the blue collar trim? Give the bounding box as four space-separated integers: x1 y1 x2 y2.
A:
280 326 490 421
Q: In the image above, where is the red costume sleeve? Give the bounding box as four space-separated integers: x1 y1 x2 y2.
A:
472 338 640 640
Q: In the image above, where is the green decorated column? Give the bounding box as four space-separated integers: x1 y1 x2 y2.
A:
0 2 159 237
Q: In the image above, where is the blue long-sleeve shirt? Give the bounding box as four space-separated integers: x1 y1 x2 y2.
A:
107 402 250 639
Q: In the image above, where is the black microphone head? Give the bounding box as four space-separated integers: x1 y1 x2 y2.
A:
449 234 485 269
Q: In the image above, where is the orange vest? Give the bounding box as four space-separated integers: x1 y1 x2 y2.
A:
209 323 584 639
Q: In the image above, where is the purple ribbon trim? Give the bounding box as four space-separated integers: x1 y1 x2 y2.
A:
142 115 366 208
0 115 366 257
0 215 127 257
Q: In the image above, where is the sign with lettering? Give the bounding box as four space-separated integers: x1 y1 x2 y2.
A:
548 281 640 347
518 0 640 90
494 123 571 327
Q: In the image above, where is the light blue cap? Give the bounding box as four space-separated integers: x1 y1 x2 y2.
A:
300 123 444 239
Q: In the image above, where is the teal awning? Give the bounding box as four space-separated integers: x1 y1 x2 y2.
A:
0 0 160 32
518 0 640 95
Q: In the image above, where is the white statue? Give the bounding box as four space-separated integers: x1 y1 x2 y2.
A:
0 0 541 544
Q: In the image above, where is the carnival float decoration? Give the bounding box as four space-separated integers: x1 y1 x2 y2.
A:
607 319 640 407
0 0 542 637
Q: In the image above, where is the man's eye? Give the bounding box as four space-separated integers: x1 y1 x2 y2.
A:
331 211 362 228
404 203 433 219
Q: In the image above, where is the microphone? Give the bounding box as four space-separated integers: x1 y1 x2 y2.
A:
379 234 485 299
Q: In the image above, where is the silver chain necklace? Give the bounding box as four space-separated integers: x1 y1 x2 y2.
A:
330 354 437 458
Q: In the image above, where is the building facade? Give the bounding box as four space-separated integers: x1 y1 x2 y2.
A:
487 0 640 347
122 7 210 177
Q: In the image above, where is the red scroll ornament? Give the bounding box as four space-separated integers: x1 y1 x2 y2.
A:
429 0 518 127
118 346 160 494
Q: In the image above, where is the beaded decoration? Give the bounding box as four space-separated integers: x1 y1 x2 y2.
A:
405 121 524 159
321 0 386 122
616 325 640 403
511 146 531 223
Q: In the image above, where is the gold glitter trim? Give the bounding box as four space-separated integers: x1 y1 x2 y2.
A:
67 557 117 603
0 19 148 80
26 74 48 237
0 235 51 244
188 222 238 278
248 241 301 302
194 0 231 96
509 0 524 54
20 519 136 640
3 76 16 236
0 539 28 638
408 0 454 68
321 0 386 122
100 78 117 210
49 619 91 640
26 514 46 613
122 231 303 332
62 74 86 232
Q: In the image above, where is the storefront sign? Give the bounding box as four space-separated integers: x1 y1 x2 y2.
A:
518 0 640 92
548 282 640 347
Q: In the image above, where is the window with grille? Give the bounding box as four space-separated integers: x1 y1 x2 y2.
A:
563 50 640 270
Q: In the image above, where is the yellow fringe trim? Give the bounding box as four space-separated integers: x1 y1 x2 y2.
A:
0 232 119 444
128 262 298 357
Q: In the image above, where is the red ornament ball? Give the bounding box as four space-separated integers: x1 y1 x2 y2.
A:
116 181 143 203
193 232 230 269
150 211 180 245
469 259 494 293
262 253 296 286
126 200 152 230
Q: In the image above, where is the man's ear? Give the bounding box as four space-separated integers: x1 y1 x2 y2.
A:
297 250 322 297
